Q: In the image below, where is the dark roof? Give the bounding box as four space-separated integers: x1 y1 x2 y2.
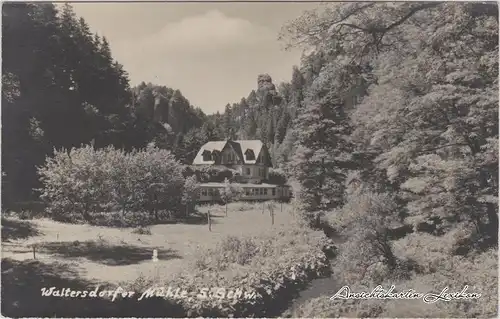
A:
192 140 268 165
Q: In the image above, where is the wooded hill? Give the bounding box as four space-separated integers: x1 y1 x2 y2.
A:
2 3 208 206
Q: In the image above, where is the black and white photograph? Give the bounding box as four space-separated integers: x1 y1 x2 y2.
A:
1 0 498 317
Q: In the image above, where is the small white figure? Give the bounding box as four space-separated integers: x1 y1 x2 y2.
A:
152 249 158 262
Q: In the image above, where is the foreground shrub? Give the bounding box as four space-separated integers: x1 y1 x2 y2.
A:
38 144 185 224
325 191 414 284
123 219 335 317
181 176 200 217
184 165 238 183
293 248 497 318
38 145 112 221
391 226 471 274
266 168 287 185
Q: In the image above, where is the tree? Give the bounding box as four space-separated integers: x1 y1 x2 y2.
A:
220 178 243 216
275 109 291 145
289 62 356 213
223 103 236 139
290 66 305 108
281 2 498 244
328 190 408 283
38 146 112 221
243 109 258 139
182 176 200 217
276 128 297 170
2 2 139 208
348 2 498 243
108 148 136 217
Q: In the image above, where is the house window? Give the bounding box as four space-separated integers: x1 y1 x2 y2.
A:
202 189 208 196
245 189 251 196
272 188 276 196
202 150 211 161
245 149 255 161
246 168 251 175
212 151 219 161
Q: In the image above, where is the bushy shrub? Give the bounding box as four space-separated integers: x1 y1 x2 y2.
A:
381 249 498 318
294 290 394 318
185 165 238 183
267 168 287 185
220 178 244 206
182 175 200 217
324 191 411 284
235 202 256 212
294 249 497 318
38 144 185 225
392 228 467 274
193 236 259 271
132 226 152 235
131 145 186 218
38 145 114 220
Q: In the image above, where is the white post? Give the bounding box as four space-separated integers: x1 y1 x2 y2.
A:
152 249 158 262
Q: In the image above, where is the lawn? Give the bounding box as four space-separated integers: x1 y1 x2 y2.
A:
2 201 295 285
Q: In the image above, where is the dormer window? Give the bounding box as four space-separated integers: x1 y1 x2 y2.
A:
245 149 255 161
212 150 220 161
202 150 212 161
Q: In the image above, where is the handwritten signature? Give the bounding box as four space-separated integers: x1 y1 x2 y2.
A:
330 285 481 304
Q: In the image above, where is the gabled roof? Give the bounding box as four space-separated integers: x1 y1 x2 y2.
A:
192 140 268 165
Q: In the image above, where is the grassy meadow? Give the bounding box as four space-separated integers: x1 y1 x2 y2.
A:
2 201 333 317
2 202 295 284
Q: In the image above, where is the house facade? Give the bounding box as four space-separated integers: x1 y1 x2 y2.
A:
192 139 272 183
197 182 292 203
192 139 291 202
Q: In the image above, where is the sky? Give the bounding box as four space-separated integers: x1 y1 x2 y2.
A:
71 0 322 114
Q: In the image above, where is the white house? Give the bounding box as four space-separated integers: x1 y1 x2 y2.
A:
192 139 291 202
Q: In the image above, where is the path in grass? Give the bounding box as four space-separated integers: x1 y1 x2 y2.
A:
1 202 294 285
